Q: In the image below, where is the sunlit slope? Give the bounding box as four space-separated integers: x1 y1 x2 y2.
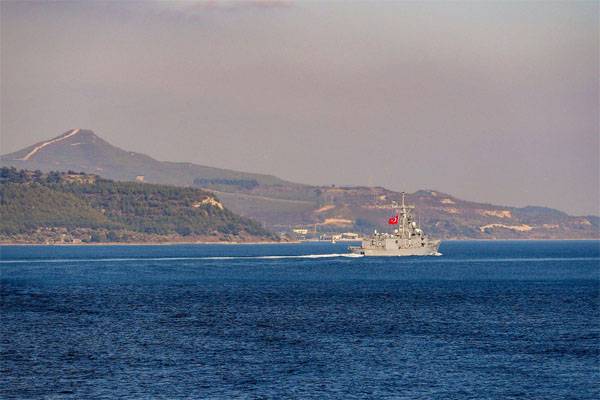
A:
209 185 599 239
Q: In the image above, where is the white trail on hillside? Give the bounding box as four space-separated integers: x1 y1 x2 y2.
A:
18 128 81 161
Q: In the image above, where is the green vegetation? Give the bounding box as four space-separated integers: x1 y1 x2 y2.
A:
0 183 113 235
193 178 260 190
0 167 276 243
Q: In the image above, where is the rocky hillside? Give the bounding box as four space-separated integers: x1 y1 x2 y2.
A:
0 168 277 244
2 130 597 239
208 185 599 239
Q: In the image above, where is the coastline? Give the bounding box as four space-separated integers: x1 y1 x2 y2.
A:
0 238 598 246
0 240 298 246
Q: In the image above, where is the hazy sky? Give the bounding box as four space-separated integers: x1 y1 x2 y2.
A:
1 1 598 215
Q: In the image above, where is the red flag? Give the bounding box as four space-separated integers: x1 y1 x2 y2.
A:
388 214 399 225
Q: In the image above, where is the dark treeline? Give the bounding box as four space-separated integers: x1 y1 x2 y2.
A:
0 167 275 240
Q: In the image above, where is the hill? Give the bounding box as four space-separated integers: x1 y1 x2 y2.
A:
209 185 599 239
0 168 276 244
2 129 598 239
1 129 288 187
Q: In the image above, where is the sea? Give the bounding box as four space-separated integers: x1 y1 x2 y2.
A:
1 240 599 399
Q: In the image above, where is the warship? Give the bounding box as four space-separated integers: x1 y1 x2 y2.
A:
349 193 441 256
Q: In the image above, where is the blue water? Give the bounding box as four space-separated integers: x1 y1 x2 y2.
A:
1 241 599 399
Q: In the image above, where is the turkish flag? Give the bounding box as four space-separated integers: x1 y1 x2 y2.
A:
388 215 399 225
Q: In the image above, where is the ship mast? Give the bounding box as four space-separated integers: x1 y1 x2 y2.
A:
401 192 406 239
392 193 411 239
391 199 399 237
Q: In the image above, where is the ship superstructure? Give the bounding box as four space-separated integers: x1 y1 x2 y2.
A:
349 192 440 256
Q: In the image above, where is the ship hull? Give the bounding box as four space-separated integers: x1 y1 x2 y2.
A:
349 241 440 257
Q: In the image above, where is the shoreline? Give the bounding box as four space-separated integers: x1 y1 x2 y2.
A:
0 240 296 247
0 238 598 246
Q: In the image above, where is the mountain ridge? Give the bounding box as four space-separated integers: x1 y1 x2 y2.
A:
1 129 598 239
1 129 290 187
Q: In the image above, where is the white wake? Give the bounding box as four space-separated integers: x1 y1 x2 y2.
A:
0 253 365 264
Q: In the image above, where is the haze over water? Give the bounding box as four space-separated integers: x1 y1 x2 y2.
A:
2 241 599 398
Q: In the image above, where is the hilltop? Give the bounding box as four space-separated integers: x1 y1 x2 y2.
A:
0 167 277 244
1 129 598 239
1 129 288 187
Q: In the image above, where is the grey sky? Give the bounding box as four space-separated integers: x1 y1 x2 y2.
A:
1 1 598 215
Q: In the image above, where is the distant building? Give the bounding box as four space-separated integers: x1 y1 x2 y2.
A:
135 175 145 182
320 232 360 241
63 173 96 184
292 228 309 235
